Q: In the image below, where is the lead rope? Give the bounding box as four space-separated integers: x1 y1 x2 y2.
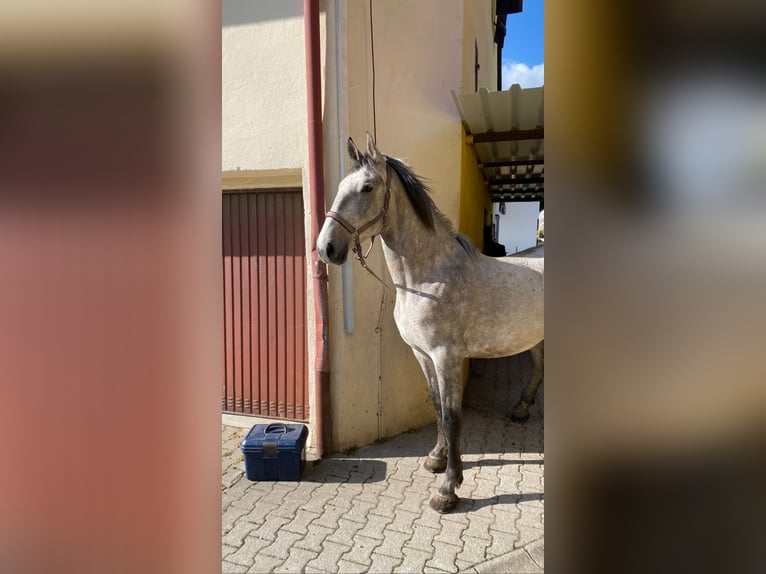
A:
353 234 392 291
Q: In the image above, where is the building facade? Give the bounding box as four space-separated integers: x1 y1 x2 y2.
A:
222 0 505 453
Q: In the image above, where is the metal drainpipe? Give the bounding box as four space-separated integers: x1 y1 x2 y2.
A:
304 0 331 458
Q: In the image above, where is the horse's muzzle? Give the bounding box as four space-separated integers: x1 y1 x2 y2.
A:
318 238 348 265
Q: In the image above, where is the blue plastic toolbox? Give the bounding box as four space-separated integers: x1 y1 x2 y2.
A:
241 423 308 481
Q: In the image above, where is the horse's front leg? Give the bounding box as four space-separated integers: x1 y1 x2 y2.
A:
511 340 544 423
428 353 464 513
413 350 447 473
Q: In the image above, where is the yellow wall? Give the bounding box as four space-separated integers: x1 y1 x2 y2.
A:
459 127 492 249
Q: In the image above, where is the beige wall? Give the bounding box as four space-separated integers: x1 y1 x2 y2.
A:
222 0 325 450
463 0 498 94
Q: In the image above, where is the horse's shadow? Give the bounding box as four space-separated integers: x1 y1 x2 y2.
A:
455 492 544 513
463 459 544 470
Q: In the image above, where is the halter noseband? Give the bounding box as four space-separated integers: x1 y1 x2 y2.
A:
325 162 392 289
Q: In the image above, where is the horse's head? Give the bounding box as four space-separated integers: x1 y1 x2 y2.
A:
317 133 391 265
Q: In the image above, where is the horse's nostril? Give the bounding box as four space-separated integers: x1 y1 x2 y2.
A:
326 242 335 258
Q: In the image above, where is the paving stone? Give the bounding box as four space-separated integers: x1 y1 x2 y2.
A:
473 547 543 574
273 547 318 574
223 468 245 489
353 482 388 505
306 540 352 572
230 485 269 511
222 505 250 532
485 529 517 558
472 478 499 499
344 498 377 524
228 537 271 566
246 553 285 573
525 538 544 569
224 476 252 501
425 540 462 573
223 520 258 548
386 508 420 534
514 524 543 549
455 535 490 565
222 559 249 573
298 490 336 514
368 551 403 572
313 502 350 529
327 485 359 510
337 558 370 573
255 514 292 542
490 505 520 534
341 533 381 566
294 522 334 553
281 508 320 536
397 486 430 513
325 517 364 546
405 524 439 553
222 544 239 559
375 528 411 559
356 512 393 541
395 546 433 573
413 503 444 529
370 492 402 519
518 502 544 529
260 531 304 560
243 501 279 526
381 477 409 501
434 518 468 547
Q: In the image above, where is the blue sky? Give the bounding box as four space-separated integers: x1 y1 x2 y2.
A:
501 0 544 89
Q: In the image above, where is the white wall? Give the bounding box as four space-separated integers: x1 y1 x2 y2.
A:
494 202 540 254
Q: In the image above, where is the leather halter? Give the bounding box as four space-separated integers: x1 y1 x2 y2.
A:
325 162 392 289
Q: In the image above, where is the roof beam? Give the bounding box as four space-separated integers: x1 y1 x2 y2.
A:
491 196 544 203
488 176 544 186
466 128 544 144
480 159 544 168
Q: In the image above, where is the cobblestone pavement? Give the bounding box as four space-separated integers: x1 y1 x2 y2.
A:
222 353 544 573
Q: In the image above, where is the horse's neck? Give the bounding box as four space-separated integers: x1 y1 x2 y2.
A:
380 188 453 286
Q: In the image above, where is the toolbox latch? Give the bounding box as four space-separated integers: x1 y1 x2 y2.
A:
263 440 278 459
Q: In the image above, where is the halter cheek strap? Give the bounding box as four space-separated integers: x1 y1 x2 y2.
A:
325 163 392 289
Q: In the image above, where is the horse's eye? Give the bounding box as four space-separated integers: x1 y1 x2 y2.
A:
361 184 373 193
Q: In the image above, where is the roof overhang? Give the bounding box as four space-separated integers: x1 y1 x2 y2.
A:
452 85 544 203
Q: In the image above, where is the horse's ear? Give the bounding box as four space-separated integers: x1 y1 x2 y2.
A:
366 131 381 161
347 137 361 162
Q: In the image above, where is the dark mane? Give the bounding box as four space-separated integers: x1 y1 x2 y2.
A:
350 152 477 257
383 155 435 231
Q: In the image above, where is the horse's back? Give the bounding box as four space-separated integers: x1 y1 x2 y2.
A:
460 252 544 358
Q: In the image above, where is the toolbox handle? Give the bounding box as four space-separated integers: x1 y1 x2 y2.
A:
264 423 288 434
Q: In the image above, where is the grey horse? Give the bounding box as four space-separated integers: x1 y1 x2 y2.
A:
317 134 544 513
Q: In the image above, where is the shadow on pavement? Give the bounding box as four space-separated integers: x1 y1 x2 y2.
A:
303 458 388 483
455 492 544 513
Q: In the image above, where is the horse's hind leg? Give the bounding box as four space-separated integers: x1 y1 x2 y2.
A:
429 352 464 513
414 350 447 473
511 341 544 423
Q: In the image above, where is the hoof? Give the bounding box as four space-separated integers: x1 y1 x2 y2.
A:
510 411 530 423
423 456 447 473
429 493 459 513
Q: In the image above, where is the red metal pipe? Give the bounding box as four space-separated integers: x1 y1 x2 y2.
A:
304 0 331 457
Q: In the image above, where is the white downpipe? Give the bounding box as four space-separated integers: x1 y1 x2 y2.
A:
335 0 355 334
